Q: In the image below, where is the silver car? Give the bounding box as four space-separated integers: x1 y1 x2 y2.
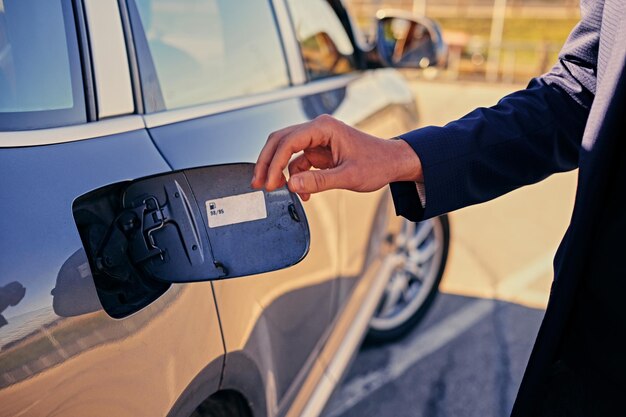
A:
0 0 449 415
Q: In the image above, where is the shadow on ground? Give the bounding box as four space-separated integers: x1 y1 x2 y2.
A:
323 293 545 417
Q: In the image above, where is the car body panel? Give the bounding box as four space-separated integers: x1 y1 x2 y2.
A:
0 129 225 416
146 92 341 416
145 62 417 416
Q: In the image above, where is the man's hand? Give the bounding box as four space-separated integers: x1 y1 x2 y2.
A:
251 115 423 201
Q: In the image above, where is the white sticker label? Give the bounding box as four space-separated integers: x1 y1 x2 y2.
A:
206 191 267 228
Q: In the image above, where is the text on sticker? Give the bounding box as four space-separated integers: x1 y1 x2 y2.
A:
206 191 267 228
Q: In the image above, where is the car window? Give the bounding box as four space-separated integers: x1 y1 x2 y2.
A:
0 0 85 131
286 0 356 81
382 18 435 67
134 0 289 111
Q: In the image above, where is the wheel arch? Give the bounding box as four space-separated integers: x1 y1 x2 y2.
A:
166 351 267 417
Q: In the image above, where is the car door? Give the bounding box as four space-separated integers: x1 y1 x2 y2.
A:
125 0 340 414
0 1 224 416
280 2 422 415
282 0 420 310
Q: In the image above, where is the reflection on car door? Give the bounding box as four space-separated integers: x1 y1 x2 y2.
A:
0 1 225 415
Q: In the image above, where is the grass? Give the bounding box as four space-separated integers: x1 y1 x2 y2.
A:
434 17 579 80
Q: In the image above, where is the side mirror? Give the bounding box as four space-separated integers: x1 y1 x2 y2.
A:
375 14 441 69
74 164 309 284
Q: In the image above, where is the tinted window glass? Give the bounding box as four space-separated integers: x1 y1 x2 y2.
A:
0 0 85 131
134 0 289 111
287 0 355 81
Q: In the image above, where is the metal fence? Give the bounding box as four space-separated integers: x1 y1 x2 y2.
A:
441 39 564 83
349 0 580 18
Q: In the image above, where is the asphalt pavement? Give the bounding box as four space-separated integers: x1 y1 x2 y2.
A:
321 79 578 417
323 294 544 417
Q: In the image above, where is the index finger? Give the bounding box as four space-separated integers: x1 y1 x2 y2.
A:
252 124 301 189
265 122 331 190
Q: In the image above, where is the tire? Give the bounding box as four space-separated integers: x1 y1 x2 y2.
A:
190 391 252 417
367 214 450 343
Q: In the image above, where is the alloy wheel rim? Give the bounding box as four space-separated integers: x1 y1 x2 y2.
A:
370 218 444 331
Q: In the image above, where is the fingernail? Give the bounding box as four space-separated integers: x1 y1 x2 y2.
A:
291 176 303 191
250 174 256 187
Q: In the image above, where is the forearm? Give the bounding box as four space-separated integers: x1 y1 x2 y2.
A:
390 0 601 222
391 78 591 221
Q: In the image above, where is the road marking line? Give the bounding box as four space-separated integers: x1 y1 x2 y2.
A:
515 289 551 308
496 253 553 298
324 299 495 417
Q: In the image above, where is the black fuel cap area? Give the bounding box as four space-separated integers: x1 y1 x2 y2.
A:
73 163 309 318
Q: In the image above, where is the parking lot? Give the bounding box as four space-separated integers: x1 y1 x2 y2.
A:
322 79 578 417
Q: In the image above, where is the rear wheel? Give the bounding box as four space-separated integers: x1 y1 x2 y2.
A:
367 214 450 343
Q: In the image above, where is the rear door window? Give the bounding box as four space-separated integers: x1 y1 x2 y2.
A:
0 0 85 131
132 0 290 111
286 0 356 81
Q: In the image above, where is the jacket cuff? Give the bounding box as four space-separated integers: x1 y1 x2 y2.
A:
389 127 452 221
389 180 425 222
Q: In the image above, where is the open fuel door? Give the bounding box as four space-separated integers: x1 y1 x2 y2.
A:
73 163 309 318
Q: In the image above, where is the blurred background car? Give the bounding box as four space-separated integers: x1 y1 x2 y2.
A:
0 0 448 416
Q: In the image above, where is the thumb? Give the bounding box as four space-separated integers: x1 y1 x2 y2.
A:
288 168 343 195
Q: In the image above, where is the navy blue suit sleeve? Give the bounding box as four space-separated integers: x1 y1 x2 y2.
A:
390 0 602 222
